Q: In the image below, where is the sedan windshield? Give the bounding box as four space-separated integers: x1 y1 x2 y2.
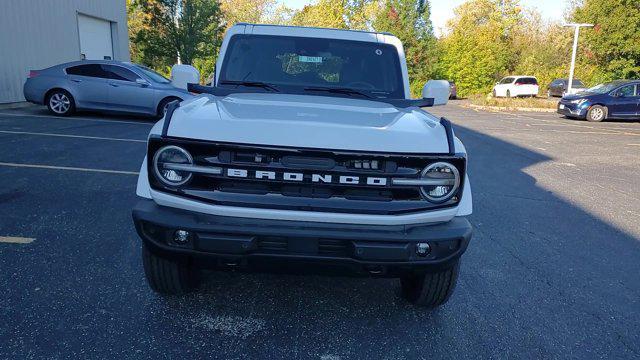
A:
218 35 405 99
585 81 625 94
135 65 170 84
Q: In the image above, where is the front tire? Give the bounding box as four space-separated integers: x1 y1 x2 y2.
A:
142 243 200 295
506 90 512 98
586 105 606 122
46 89 75 116
400 261 460 308
156 97 181 119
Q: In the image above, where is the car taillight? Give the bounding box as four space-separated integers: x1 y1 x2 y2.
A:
515 82 523 86
28 70 39 78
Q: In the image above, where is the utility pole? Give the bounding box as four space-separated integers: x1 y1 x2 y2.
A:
563 23 593 94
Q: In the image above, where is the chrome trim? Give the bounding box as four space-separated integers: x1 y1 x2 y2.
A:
391 178 456 186
152 145 193 186
419 162 460 202
162 163 223 175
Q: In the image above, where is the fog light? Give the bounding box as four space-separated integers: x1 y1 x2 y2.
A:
173 230 191 244
416 242 431 257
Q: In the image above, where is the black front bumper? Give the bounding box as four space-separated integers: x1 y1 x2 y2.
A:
132 200 473 277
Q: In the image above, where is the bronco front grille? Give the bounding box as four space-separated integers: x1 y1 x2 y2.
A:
147 136 465 215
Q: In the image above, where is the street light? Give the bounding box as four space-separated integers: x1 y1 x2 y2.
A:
563 23 594 95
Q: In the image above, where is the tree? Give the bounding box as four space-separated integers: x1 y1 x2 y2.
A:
220 0 276 29
373 0 439 96
572 0 640 81
439 0 522 97
131 0 223 70
290 0 348 29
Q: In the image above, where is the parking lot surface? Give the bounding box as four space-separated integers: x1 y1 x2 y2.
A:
1 105 639 359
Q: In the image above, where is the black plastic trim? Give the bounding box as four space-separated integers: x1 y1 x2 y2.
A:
161 100 180 137
440 117 455 155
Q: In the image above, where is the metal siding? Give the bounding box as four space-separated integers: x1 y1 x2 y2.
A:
0 0 130 103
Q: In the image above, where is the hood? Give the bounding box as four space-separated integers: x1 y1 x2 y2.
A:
562 92 597 101
164 93 451 154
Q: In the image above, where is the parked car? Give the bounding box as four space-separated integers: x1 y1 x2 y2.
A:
557 80 640 122
448 81 457 99
23 60 191 117
492 76 539 98
132 24 473 308
547 78 587 97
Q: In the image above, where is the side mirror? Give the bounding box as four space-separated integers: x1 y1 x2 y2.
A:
422 80 450 106
136 78 150 87
171 64 200 90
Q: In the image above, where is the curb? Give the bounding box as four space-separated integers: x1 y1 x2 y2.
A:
463 103 557 113
0 102 38 110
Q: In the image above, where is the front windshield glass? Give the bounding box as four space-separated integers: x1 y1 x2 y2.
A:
585 81 624 94
573 80 585 87
135 65 170 84
218 35 405 99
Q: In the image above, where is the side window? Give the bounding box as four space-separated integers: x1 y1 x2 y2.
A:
66 64 109 78
500 77 513 84
103 65 140 82
616 85 635 97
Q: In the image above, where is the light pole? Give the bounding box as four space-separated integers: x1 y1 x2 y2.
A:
563 23 593 94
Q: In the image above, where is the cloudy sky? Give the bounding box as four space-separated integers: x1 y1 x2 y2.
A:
281 0 570 36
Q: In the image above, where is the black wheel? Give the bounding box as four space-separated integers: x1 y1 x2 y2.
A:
142 243 200 295
400 261 460 308
492 90 497 98
547 90 552 98
506 90 512 98
46 89 75 116
156 97 181 119
586 105 606 122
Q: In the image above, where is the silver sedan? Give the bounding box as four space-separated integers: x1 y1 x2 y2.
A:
23 60 191 117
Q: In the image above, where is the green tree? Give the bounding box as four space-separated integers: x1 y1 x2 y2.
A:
131 0 223 75
220 0 276 29
439 0 522 97
290 0 348 29
373 0 439 96
573 0 640 81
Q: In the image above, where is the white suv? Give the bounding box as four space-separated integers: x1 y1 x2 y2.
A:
132 24 473 308
492 76 539 98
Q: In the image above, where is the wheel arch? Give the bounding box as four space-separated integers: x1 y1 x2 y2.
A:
156 95 183 116
44 87 75 105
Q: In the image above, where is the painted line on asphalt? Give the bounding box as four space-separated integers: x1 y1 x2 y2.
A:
0 111 154 126
628 143 640 146
0 130 146 143
0 236 35 244
0 162 139 175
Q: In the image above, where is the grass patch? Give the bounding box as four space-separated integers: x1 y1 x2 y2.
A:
468 94 559 110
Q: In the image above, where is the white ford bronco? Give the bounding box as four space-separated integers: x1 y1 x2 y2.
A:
132 24 472 308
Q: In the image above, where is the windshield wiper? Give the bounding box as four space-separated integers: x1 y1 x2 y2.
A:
219 80 280 92
304 86 372 99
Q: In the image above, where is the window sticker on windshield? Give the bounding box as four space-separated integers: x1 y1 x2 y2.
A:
375 49 383 55
298 56 323 63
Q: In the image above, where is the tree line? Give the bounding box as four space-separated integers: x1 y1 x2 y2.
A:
128 0 640 97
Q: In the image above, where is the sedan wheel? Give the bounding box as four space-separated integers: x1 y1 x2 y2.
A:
47 91 74 116
586 105 606 122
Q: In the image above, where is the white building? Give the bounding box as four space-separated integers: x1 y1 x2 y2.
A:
0 0 130 104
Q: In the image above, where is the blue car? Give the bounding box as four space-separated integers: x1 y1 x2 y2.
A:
23 60 191 118
558 80 640 122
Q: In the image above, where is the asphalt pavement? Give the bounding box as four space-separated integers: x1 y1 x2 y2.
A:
1 104 639 359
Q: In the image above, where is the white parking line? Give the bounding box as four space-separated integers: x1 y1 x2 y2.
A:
0 162 139 175
0 130 146 143
0 111 154 126
0 236 35 244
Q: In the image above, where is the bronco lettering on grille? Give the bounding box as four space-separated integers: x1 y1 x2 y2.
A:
226 168 387 186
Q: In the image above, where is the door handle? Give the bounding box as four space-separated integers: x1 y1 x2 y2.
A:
70 79 82 83
109 82 119 87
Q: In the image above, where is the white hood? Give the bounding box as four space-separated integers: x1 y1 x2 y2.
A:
163 93 451 154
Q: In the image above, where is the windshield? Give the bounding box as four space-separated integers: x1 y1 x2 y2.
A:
573 80 585 87
218 35 405 99
585 81 625 94
135 65 170 84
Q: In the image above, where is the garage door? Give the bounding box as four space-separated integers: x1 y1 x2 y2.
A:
77 14 113 60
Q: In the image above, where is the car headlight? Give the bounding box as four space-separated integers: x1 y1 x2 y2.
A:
569 98 588 105
153 145 193 186
419 162 460 203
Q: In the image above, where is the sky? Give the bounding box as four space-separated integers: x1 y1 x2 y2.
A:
281 0 570 36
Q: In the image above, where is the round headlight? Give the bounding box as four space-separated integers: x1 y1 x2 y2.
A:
420 162 460 203
153 145 193 186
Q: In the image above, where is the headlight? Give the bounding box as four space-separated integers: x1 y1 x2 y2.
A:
153 145 193 186
419 162 460 203
569 98 588 105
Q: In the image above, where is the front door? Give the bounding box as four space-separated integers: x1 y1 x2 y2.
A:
608 84 639 118
102 65 156 115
